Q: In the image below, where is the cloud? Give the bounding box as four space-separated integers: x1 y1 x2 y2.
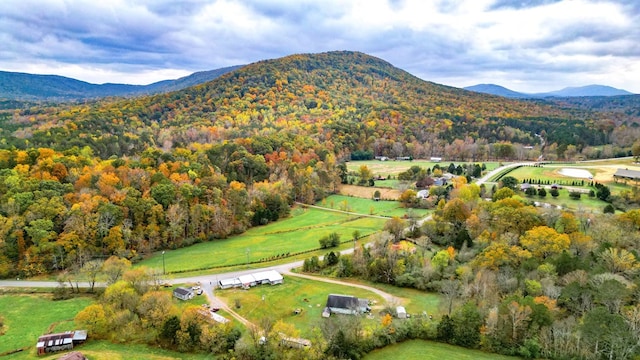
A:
0 0 638 93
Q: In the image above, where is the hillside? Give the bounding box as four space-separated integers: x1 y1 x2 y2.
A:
0 51 612 159
0 65 242 101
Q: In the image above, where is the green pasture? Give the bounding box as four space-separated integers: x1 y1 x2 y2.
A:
136 207 386 274
364 340 519 360
318 195 430 218
215 275 386 337
347 160 503 176
505 165 593 184
0 295 92 358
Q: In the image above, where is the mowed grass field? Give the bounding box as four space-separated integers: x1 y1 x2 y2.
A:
215 275 386 337
318 194 430 218
364 340 520 360
136 206 387 274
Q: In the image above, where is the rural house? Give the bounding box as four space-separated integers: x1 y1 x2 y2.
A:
36 330 87 356
173 287 194 301
322 294 370 316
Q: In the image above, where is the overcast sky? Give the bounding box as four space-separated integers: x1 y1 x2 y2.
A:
1 0 639 93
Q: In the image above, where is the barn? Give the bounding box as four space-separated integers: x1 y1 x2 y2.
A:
614 168 640 185
36 330 87 356
323 294 370 316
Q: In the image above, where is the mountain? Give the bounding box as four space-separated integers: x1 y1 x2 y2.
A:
465 83 634 98
463 84 529 98
537 85 633 97
0 65 243 101
1 51 613 160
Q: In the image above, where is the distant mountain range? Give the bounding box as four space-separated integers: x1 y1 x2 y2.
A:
0 65 243 101
464 84 634 98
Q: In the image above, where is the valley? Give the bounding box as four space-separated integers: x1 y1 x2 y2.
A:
0 51 639 360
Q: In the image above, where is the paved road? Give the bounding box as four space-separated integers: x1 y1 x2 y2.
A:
475 162 535 185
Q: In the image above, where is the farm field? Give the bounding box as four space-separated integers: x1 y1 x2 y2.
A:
0 295 92 358
136 206 386 274
346 160 503 176
215 275 387 337
317 194 430 218
364 340 519 360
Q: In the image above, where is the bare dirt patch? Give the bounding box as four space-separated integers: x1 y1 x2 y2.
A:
338 184 402 200
592 167 617 183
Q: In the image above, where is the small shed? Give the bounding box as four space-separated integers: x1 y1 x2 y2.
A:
173 287 194 301
396 306 407 319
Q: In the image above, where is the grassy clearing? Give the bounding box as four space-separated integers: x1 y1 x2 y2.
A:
0 294 92 358
136 207 386 274
364 340 519 360
356 281 441 317
318 195 430 218
520 190 607 212
215 276 386 337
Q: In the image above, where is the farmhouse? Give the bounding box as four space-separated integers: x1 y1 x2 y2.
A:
173 287 194 301
322 294 370 316
614 168 640 185
36 330 87 356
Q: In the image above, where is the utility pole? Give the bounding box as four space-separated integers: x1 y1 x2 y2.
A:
162 251 166 275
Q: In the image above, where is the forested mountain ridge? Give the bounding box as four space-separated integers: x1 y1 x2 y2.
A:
0 51 624 160
0 65 242 101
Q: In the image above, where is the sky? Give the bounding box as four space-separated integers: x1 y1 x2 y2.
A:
1 0 639 93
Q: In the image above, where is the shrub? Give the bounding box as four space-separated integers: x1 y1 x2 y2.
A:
537 188 547 197
604 204 615 214
569 191 581 200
